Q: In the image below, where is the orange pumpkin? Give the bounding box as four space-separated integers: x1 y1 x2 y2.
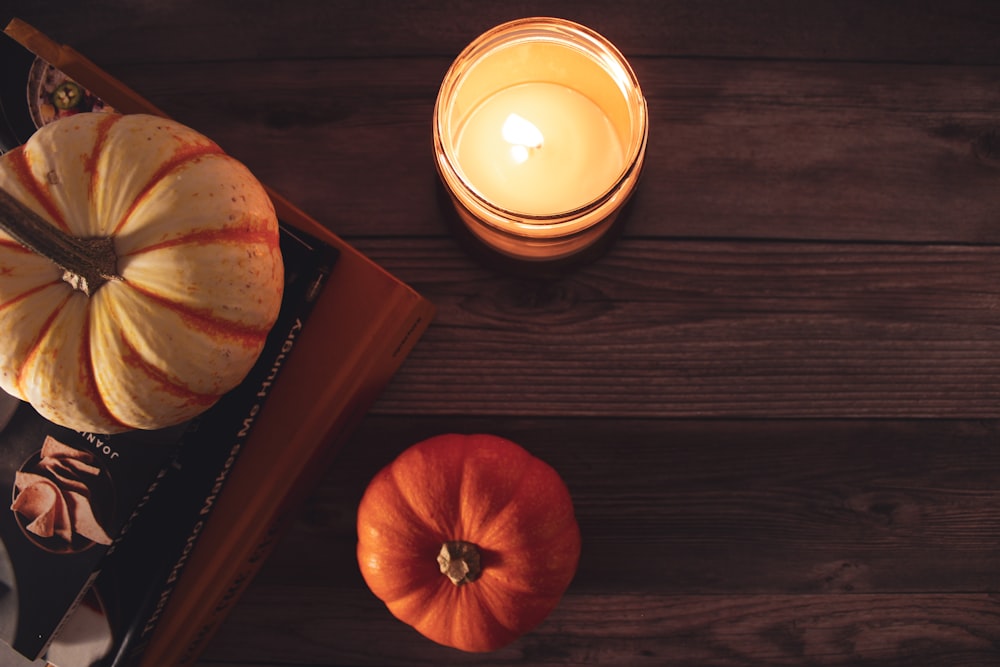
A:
0 112 283 433
356 433 581 652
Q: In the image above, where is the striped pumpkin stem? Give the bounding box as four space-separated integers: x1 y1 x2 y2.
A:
0 187 121 296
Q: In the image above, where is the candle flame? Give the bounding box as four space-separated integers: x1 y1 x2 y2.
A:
503 114 543 164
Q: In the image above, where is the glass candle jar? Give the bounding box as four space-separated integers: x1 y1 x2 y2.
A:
433 17 648 265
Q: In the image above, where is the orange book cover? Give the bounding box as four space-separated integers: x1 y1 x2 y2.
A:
2 18 435 667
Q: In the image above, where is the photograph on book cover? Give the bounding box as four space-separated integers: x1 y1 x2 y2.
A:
0 394 186 663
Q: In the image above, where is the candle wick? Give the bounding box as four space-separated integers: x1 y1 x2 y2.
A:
503 113 544 148
510 144 531 164
503 113 544 164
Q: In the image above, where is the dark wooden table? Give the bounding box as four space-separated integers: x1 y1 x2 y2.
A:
11 2 1000 665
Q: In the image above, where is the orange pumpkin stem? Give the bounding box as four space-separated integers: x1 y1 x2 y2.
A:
437 541 482 586
0 187 121 296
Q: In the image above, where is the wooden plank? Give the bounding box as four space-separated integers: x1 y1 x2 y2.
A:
203 415 1000 664
85 57 1000 244
3 9 995 667
199 586 1000 666
344 238 1000 419
258 417 1000 595
631 59 1000 244
16 1 1000 64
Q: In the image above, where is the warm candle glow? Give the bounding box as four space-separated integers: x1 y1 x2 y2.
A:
456 82 624 215
509 144 530 165
434 17 648 263
503 113 543 165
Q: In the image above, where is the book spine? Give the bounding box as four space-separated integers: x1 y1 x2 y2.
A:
166 299 432 667
103 231 336 667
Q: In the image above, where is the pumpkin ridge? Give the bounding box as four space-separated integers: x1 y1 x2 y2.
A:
442 585 519 652
81 307 132 431
120 226 279 257
360 476 426 544
84 114 122 208
18 297 129 432
387 447 462 541
386 582 452 632
111 141 226 236
458 442 535 546
6 145 70 233
468 570 538 635
125 282 273 346
110 327 221 406
15 290 71 395
0 281 60 313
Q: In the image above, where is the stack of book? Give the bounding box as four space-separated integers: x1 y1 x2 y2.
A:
0 19 435 667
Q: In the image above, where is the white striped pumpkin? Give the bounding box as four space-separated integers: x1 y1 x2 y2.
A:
0 113 283 433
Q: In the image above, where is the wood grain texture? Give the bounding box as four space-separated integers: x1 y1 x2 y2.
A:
13 0 1000 64
201 586 1000 667
204 417 1000 665
86 57 1000 243
256 417 1000 594
5 3 997 666
260 416 1000 595
344 238 1000 418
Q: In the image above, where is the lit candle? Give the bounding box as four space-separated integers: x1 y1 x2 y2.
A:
434 18 648 265
457 85 624 215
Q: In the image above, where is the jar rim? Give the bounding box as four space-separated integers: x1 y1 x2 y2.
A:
433 16 648 230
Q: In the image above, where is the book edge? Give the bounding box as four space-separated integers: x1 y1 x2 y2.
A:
145 289 433 667
1 18 435 667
